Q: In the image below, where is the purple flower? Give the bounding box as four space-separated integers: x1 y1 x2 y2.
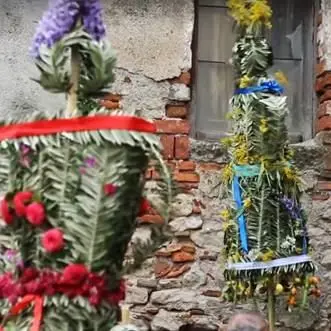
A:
81 0 106 41
31 0 106 58
31 0 80 57
19 143 32 168
84 156 97 168
280 196 300 219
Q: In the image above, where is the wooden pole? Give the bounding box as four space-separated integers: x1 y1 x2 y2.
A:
66 45 80 117
267 278 276 331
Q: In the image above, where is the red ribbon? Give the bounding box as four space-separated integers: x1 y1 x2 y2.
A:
0 115 156 141
9 295 43 331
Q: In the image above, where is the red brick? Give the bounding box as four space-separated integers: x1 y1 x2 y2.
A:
155 120 190 134
166 105 188 118
174 172 199 183
139 215 164 225
175 136 190 160
312 192 330 201
192 206 201 214
317 101 331 118
316 116 331 132
100 100 119 109
198 163 223 171
171 251 195 263
160 135 175 159
177 182 199 191
202 290 222 298
145 168 152 179
316 61 326 77
154 260 172 278
170 72 191 86
316 73 331 94
320 90 331 103
316 76 325 94
165 264 190 278
102 93 122 102
178 161 196 171
325 154 331 171
317 181 331 191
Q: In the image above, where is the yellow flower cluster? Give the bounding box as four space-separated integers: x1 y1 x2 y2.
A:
275 71 289 86
243 197 252 209
234 143 249 164
239 75 252 88
222 164 234 182
249 0 272 28
221 209 231 220
227 0 272 28
259 118 268 133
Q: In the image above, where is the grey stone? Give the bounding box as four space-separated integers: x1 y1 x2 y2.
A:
104 0 194 81
158 278 182 289
171 194 194 217
169 83 191 101
197 168 223 199
321 250 331 268
137 278 158 289
190 220 223 251
182 263 207 289
190 315 220 331
110 69 169 119
126 286 149 305
170 215 203 232
151 309 186 331
191 139 229 164
292 139 325 171
151 289 209 311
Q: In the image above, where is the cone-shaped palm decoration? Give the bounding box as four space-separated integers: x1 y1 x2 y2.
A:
222 0 319 328
0 1 172 330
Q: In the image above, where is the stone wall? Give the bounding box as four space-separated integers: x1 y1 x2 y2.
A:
3 0 331 330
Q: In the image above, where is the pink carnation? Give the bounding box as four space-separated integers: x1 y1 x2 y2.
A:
26 202 46 226
42 229 64 253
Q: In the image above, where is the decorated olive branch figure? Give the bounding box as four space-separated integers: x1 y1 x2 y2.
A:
221 0 319 329
0 1 173 330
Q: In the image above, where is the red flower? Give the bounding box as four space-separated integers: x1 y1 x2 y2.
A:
42 229 64 253
13 191 33 217
0 199 14 225
103 183 117 196
107 280 125 304
26 202 46 226
21 268 39 283
62 264 88 285
138 198 151 216
89 292 101 306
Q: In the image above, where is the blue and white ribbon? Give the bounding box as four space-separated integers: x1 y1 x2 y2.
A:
232 176 249 253
235 80 284 95
226 255 312 271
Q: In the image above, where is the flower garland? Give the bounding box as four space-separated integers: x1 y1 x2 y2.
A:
0 267 125 307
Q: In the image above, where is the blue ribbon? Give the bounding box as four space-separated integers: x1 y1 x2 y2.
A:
232 176 249 253
234 164 260 178
235 80 284 95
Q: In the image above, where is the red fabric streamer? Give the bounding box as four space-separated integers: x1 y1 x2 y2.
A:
10 294 43 331
0 115 156 141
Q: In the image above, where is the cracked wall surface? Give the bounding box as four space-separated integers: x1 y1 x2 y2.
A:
0 0 193 119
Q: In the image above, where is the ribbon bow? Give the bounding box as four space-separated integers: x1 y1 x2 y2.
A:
235 80 284 95
1 295 44 331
